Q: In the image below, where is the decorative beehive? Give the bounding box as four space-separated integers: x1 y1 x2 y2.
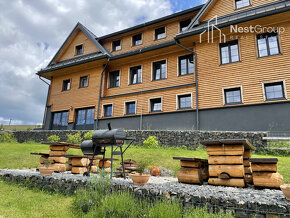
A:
249 158 284 188
202 139 255 188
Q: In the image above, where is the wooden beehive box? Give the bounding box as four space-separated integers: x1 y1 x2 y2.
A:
173 157 208 185
202 139 255 188
249 158 284 188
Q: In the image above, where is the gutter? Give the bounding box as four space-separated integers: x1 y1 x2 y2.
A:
95 58 111 130
38 76 51 129
174 39 199 130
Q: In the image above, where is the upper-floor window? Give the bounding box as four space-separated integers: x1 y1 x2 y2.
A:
179 55 194 76
178 94 192 109
103 104 113 117
132 34 142 46
257 32 280 58
75 44 83 55
235 0 250 9
109 70 120 88
155 27 166 40
76 108 95 126
79 76 88 88
264 81 285 101
220 40 240 65
125 101 136 115
180 19 191 32
112 40 121 52
62 79 71 91
130 66 142 85
150 98 162 112
52 111 68 129
224 87 242 105
152 60 166 80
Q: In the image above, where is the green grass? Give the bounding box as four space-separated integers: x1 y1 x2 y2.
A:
0 181 73 218
0 142 289 183
0 125 41 131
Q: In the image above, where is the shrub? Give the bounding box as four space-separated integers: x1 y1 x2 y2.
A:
66 132 83 144
84 131 94 140
26 127 32 131
136 160 150 175
0 132 17 143
47 135 60 143
143 136 159 148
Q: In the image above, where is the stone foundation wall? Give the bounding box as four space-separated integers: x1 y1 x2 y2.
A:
12 130 267 150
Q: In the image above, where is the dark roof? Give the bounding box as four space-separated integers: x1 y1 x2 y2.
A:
98 4 203 40
47 22 111 67
38 52 107 74
177 0 290 39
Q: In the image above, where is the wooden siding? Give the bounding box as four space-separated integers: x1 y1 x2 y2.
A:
57 30 99 63
100 13 197 55
195 14 290 109
202 0 279 21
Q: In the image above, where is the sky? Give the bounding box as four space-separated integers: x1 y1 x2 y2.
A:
0 0 206 126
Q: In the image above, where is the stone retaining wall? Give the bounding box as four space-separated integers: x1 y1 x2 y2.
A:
12 130 267 150
0 169 289 217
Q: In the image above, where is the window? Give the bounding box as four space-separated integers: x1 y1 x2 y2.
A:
178 94 192 109
52 111 68 129
79 76 88 88
220 40 240 64
150 98 162 112
112 40 121 51
224 87 242 105
76 108 95 126
130 66 142 84
153 60 166 80
75 44 83 55
126 101 136 115
257 32 280 58
235 0 250 9
178 55 194 76
62 79 71 91
264 82 285 101
155 27 166 40
132 34 142 46
180 19 191 32
103 104 113 117
109 71 120 88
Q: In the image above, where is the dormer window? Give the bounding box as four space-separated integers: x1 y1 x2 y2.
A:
235 0 250 9
112 40 121 51
132 34 142 46
155 27 166 40
180 19 191 32
75 44 83 55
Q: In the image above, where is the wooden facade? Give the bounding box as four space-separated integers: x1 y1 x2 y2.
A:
39 0 290 130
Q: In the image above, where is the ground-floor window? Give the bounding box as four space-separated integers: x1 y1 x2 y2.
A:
52 111 68 130
75 107 95 130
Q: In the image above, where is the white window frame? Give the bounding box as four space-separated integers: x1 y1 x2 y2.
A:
222 86 244 105
151 59 167 81
124 100 137 115
148 96 163 113
153 26 167 41
102 103 114 117
128 65 143 85
262 80 287 101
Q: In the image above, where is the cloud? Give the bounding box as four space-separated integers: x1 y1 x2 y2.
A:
0 0 173 125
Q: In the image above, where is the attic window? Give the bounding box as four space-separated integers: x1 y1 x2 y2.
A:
155 27 166 40
180 19 191 32
75 44 83 55
132 34 142 46
112 40 121 51
235 0 250 9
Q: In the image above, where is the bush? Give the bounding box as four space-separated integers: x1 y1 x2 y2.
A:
47 135 60 143
84 131 94 140
66 132 83 144
0 132 17 143
143 136 159 148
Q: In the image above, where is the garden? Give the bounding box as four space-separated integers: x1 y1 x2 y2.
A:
0 132 289 217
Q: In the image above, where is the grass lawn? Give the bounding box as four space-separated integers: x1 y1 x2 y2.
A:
0 181 73 218
0 142 289 183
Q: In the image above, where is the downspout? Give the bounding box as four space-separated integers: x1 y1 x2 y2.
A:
174 39 199 130
38 75 51 129
95 57 111 130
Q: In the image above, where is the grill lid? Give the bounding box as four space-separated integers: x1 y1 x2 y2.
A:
92 129 126 141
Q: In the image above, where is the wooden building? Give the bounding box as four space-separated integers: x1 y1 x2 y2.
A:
38 0 290 131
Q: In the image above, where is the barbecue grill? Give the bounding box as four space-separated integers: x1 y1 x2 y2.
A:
80 123 135 178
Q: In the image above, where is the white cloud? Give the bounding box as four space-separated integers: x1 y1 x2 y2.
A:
0 0 174 125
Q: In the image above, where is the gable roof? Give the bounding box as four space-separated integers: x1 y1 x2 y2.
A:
47 22 111 67
177 0 290 39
